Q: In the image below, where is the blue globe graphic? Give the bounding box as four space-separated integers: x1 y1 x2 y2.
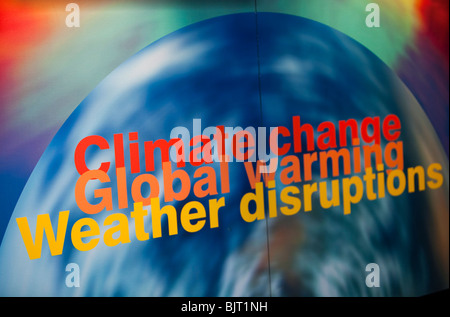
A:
0 13 447 297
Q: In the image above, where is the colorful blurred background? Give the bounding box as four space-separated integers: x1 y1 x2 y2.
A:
0 0 448 296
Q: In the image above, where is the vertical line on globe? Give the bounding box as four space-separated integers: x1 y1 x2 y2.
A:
254 0 273 297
